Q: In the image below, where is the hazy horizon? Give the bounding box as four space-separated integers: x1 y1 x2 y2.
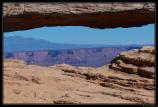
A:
4 35 154 46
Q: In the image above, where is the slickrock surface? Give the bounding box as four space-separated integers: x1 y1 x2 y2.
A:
3 57 154 104
3 3 155 32
110 46 155 79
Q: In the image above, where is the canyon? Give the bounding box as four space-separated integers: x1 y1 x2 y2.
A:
3 46 155 104
3 2 155 104
4 46 143 67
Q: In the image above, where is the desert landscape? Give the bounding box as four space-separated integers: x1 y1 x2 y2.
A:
3 2 155 104
3 46 155 104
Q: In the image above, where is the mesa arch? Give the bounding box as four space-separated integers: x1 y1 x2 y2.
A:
3 2 155 32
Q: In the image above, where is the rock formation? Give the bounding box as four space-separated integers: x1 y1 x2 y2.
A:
109 46 155 79
3 58 155 104
2 2 155 104
3 3 155 32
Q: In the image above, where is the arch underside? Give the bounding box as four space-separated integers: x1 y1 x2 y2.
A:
3 3 155 32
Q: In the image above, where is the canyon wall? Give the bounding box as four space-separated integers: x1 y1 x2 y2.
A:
3 3 155 32
3 3 155 104
4 47 142 67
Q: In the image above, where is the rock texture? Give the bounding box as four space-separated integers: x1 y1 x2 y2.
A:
109 46 155 79
3 3 155 32
3 58 154 104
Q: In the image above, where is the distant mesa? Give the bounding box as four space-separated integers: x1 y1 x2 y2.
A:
4 36 153 67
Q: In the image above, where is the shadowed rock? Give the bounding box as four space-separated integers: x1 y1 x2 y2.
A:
116 60 138 74
3 3 155 32
137 67 155 79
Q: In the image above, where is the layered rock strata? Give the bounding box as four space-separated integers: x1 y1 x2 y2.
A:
3 58 154 104
109 46 155 79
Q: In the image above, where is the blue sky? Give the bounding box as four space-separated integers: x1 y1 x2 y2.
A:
4 24 155 45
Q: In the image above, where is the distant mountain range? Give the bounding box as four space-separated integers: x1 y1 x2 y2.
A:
4 36 154 52
4 36 106 52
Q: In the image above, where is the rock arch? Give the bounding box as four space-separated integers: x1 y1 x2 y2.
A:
3 2 155 32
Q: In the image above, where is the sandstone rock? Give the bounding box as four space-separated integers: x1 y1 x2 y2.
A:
53 99 78 104
137 67 155 79
3 3 155 32
109 63 122 71
139 46 155 54
83 72 106 80
31 76 41 84
13 89 21 95
109 46 155 79
3 58 155 104
119 50 154 67
116 60 138 74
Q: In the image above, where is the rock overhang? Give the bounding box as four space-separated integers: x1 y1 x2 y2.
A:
3 2 155 32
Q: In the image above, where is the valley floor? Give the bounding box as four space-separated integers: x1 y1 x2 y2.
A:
3 59 154 104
